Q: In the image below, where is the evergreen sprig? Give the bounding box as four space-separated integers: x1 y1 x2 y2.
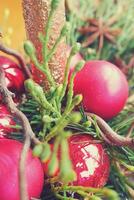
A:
20 0 134 199
23 0 85 188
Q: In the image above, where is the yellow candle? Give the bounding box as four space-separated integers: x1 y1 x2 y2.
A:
0 0 26 50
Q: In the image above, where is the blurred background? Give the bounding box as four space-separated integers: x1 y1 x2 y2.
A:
0 0 26 50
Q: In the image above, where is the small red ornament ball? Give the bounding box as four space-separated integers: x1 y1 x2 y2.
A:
73 60 129 119
68 134 110 187
0 56 25 93
43 134 110 188
0 104 16 138
0 139 44 200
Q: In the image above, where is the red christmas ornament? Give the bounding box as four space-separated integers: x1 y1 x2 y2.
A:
69 134 110 187
72 60 129 120
43 134 110 188
0 104 16 138
0 56 26 94
0 139 44 200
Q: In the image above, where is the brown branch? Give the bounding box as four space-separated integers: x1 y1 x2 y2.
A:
0 68 39 143
0 43 32 78
19 135 31 200
31 198 41 200
126 122 134 138
86 113 134 148
88 115 115 145
0 68 40 200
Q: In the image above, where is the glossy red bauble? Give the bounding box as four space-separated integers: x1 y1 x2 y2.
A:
73 60 129 119
43 134 110 188
0 139 44 200
0 104 16 138
0 56 25 93
69 134 110 187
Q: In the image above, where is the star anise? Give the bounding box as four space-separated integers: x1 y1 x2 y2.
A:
78 18 121 52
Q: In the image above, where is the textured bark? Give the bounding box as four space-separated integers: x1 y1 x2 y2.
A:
22 0 66 89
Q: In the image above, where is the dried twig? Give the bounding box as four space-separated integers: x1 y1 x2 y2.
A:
87 113 134 147
31 198 41 200
19 135 31 200
0 68 39 144
0 43 32 78
126 122 134 138
0 68 40 200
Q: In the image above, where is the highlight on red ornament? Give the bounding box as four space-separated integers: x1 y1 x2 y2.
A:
0 104 16 138
0 56 26 94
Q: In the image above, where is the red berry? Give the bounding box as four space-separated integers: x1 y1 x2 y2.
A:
73 60 129 120
43 134 110 188
0 104 16 138
0 139 44 200
0 56 26 93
